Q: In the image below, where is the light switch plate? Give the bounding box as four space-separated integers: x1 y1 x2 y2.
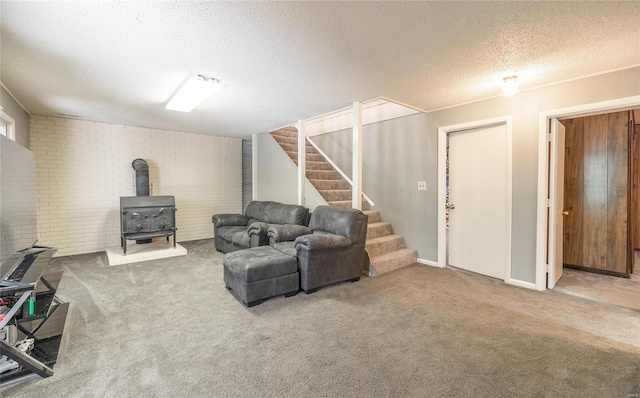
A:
418 181 427 191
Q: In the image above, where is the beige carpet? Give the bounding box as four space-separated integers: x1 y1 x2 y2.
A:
2 239 639 397
554 268 640 311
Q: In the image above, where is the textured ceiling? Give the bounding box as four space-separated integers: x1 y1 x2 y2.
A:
1 2 639 139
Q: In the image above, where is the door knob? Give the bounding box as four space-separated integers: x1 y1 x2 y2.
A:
562 210 569 216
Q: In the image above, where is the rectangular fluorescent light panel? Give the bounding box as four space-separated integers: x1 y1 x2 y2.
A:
165 75 219 112
502 75 518 97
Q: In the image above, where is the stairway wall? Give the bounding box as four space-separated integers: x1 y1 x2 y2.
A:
309 113 433 260
256 130 327 210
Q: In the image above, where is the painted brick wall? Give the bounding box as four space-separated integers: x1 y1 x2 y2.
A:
29 116 242 257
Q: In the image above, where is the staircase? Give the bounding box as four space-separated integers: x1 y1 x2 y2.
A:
270 127 417 277
362 210 417 277
270 126 369 210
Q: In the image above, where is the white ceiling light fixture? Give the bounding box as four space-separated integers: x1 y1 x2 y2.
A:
502 75 518 97
165 74 220 112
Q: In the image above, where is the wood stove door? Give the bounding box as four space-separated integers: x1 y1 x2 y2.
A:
123 207 175 233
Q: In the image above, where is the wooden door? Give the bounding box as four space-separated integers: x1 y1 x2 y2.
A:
562 111 630 276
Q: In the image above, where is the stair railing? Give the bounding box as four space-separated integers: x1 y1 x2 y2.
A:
305 137 375 208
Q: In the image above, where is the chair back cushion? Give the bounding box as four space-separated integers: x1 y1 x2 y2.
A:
245 201 309 226
308 206 367 244
265 202 308 225
245 201 275 222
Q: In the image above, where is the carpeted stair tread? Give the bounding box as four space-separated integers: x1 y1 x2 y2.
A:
318 189 352 201
271 130 296 135
278 143 298 152
278 143 321 154
287 160 333 170
328 200 354 209
365 248 418 276
287 152 325 162
270 131 297 139
306 170 342 180
366 234 405 257
272 135 298 145
305 161 334 170
367 222 393 239
310 179 351 190
327 200 371 211
363 211 381 223
272 126 298 134
293 160 334 171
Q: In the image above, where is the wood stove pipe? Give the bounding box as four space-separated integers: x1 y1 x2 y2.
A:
132 159 149 196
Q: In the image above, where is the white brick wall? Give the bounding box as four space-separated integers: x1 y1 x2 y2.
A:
30 116 242 257
1 135 38 263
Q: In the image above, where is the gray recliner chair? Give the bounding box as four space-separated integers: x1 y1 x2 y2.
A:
268 205 368 293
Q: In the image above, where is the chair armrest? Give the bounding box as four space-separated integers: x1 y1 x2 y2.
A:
295 233 351 251
268 225 312 243
211 214 249 227
247 222 269 237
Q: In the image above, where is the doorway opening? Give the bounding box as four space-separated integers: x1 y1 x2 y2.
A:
537 96 640 309
552 109 639 310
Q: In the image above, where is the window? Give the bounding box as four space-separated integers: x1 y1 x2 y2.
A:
0 107 16 141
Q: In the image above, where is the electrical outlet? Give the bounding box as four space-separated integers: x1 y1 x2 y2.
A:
418 181 427 191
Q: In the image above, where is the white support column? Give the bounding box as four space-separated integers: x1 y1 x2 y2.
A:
297 120 306 206
252 133 258 200
352 102 363 210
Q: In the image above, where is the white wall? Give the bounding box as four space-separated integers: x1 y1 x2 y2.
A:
0 135 37 263
30 116 242 257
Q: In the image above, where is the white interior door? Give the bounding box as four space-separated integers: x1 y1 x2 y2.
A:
448 124 509 280
548 118 566 288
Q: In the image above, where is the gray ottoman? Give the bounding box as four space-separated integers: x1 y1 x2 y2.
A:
223 246 299 307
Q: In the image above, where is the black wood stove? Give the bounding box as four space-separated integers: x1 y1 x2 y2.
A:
119 159 177 255
120 196 177 255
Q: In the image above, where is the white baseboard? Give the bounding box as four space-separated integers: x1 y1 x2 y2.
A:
506 278 536 290
417 258 441 268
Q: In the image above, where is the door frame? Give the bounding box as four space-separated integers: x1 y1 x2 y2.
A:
437 116 513 284
535 95 640 291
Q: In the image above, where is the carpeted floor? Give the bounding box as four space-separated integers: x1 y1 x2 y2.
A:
2 239 639 397
554 267 640 311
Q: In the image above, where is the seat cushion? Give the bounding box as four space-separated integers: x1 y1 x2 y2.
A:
224 246 298 283
217 226 248 242
272 242 297 258
231 230 250 248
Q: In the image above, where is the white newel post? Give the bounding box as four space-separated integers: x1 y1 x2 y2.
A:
252 133 258 201
352 102 363 210
297 120 306 206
